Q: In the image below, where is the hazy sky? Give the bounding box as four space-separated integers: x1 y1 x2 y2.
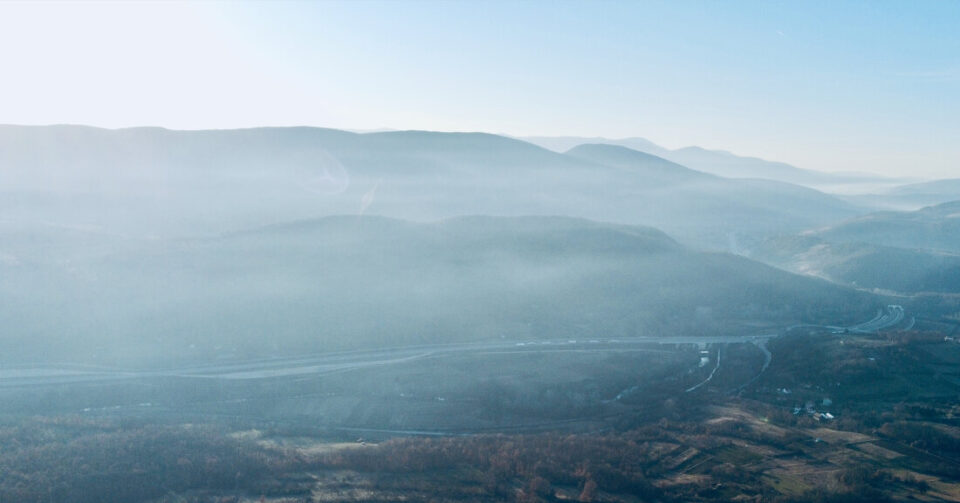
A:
1 1 957 177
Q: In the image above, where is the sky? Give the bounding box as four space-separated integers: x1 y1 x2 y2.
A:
0 0 957 177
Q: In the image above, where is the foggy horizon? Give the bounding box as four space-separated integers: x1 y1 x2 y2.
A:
3 2 960 502
2 1 959 177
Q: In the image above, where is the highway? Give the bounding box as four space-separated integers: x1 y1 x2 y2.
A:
0 306 908 390
686 304 908 394
685 346 722 392
0 305 916 438
0 334 775 388
845 305 905 333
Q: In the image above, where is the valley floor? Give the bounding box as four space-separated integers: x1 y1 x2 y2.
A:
6 318 960 502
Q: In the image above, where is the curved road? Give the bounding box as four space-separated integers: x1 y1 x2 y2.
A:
0 305 908 390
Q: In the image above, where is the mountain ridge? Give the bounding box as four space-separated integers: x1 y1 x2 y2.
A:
521 134 893 188
0 124 862 250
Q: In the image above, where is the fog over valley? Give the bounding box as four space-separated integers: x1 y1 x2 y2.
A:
4 123 960 502
3 2 960 501
0 125 890 367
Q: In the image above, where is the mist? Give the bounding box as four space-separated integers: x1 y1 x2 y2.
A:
3 3 960 500
3 121 959 502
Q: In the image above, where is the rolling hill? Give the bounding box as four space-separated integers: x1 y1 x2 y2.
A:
752 235 960 294
564 143 715 185
0 216 876 366
749 201 960 294
810 200 960 253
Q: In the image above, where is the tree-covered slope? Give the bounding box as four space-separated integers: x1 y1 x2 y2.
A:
0 216 876 366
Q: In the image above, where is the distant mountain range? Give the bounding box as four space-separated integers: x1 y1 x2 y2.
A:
0 125 864 250
565 143 714 185
842 178 960 211
521 135 898 188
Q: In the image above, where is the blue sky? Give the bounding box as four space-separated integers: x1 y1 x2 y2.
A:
0 1 957 177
